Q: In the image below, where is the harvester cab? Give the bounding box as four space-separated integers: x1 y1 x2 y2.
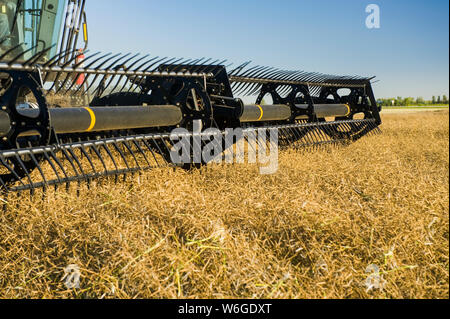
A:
0 0 382 194
0 0 86 64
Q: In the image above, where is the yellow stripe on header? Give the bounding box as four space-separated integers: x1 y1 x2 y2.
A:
84 107 96 132
256 104 264 121
344 104 351 117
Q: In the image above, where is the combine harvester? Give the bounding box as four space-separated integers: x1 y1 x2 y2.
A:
0 0 381 194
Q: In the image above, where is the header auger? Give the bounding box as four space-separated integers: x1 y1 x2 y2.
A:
0 0 381 194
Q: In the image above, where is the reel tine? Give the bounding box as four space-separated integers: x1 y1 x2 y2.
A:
43 49 71 68
167 58 193 73
115 54 152 93
13 154 36 195
232 65 265 94
90 52 140 97
0 155 28 189
238 66 275 94
102 53 142 94
8 44 40 65
165 57 186 72
275 71 306 96
240 64 265 78
193 57 211 66
246 83 264 96
141 139 161 167
209 60 228 73
127 56 168 92
65 52 113 93
122 140 141 170
46 150 71 190
24 45 56 66
229 61 252 76
73 51 103 68
132 55 155 72
128 57 166 93
135 56 161 72
147 56 171 72
0 43 26 61
238 68 283 96
128 56 180 93
277 71 303 96
197 59 221 73
64 147 89 185
90 144 108 175
48 50 87 92
131 140 151 168
56 51 103 94
264 70 299 96
49 49 83 68
204 59 228 73
79 52 128 95
79 145 98 177
28 152 49 192
41 48 78 83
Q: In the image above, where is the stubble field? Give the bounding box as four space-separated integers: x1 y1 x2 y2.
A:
0 110 448 299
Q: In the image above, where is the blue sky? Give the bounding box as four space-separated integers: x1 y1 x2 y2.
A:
85 0 449 99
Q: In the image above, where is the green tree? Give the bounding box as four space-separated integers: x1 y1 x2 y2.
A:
416 97 425 105
376 95 448 107
404 97 414 106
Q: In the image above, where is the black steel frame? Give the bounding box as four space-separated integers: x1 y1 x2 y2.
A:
0 49 382 194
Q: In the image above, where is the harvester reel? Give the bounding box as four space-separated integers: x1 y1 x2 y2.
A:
0 43 382 193
256 83 285 106
0 71 51 184
169 78 214 168
318 87 376 141
257 83 315 121
91 77 214 167
255 84 316 146
149 77 213 130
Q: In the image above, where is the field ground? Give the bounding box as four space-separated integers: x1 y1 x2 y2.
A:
382 106 449 109
382 106 449 114
0 110 448 299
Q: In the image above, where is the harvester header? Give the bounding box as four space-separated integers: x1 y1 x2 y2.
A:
0 0 381 194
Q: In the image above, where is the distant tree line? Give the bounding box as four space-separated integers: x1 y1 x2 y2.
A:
378 95 449 107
